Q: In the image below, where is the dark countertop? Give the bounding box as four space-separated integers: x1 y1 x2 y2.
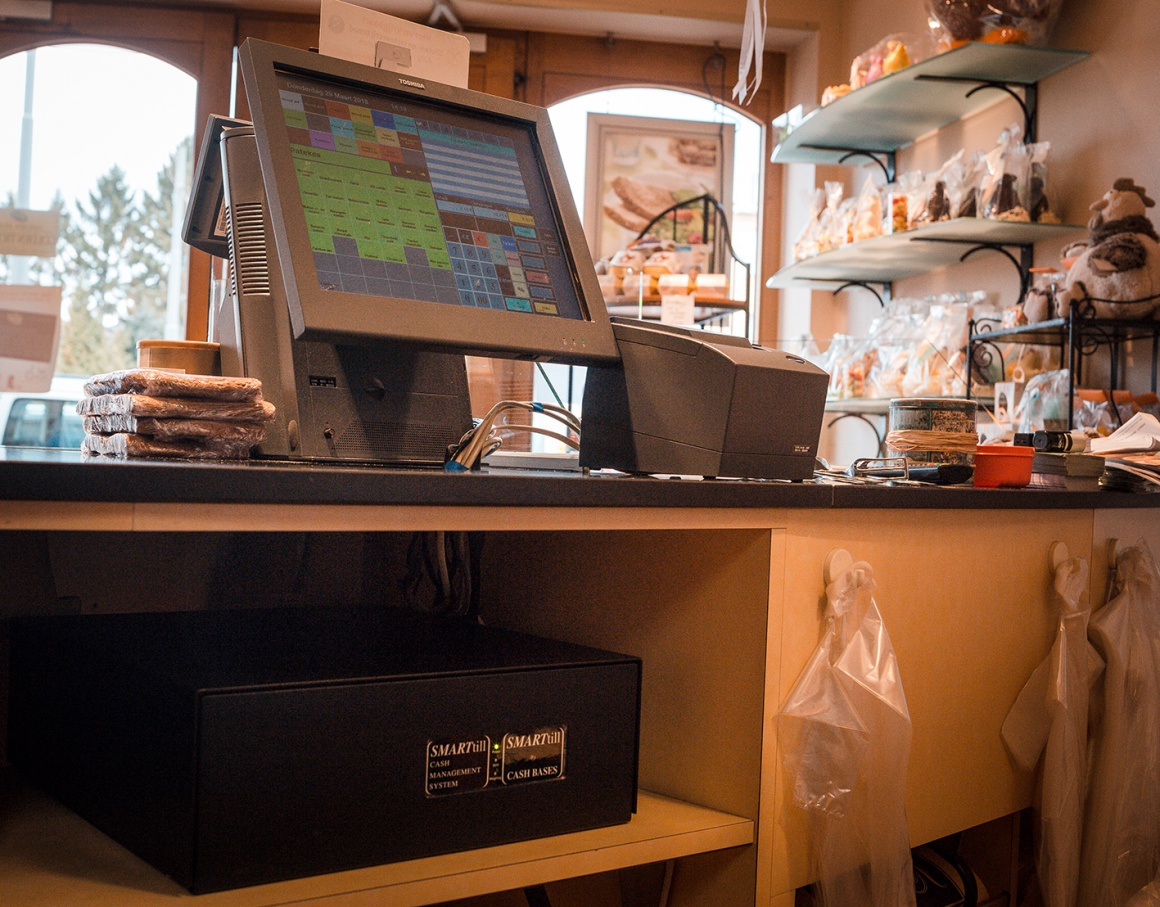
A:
1 447 1155 510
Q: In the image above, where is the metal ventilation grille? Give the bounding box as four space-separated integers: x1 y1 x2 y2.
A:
334 421 451 459
225 201 271 296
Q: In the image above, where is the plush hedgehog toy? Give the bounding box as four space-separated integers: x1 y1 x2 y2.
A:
1058 178 1160 319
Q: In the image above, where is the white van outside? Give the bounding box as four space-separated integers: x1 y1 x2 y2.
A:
0 376 88 449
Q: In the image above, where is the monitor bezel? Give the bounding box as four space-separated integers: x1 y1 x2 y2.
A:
238 38 619 364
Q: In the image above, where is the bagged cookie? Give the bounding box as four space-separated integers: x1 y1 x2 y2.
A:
77 393 276 422
84 368 264 402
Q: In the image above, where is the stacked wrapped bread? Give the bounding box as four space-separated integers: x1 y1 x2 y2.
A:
77 369 275 459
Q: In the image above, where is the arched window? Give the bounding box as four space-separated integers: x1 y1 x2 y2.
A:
513 85 765 449
549 86 765 338
0 3 234 358
1 44 197 376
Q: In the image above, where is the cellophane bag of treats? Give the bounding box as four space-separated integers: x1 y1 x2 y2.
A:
793 187 827 262
819 334 857 399
954 150 989 218
911 149 964 228
848 32 934 89
851 177 885 242
815 181 847 254
925 0 1064 50
980 124 1032 222
866 300 927 399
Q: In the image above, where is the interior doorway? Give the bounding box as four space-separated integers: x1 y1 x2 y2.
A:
524 86 765 449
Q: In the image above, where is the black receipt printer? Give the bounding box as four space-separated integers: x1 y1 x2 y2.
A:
579 318 829 480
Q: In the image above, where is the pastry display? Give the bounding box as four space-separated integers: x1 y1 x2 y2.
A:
608 248 646 278
643 250 684 277
788 124 1054 262
818 291 1057 402
596 237 718 302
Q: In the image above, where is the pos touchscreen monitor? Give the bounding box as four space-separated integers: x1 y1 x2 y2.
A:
238 39 618 364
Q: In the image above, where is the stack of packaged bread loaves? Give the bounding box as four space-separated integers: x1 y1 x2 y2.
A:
77 369 275 459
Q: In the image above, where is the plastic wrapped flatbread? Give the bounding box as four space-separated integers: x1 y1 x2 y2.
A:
82 414 268 445
82 432 259 459
84 368 263 402
77 393 275 422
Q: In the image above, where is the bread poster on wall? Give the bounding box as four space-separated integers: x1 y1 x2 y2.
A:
584 113 734 263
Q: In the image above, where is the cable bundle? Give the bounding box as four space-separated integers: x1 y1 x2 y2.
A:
446 399 580 471
77 368 275 458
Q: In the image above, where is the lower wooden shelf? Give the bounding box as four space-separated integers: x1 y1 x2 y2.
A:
0 770 753 906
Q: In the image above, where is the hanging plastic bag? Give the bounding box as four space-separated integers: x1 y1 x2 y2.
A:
778 555 916 907
1002 547 1101 907
1078 541 1160 907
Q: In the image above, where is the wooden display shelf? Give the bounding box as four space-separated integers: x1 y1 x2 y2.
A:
0 770 753 907
604 295 746 325
604 294 742 307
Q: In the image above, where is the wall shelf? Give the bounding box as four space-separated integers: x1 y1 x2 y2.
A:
0 770 752 907
771 43 1089 174
766 218 1082 291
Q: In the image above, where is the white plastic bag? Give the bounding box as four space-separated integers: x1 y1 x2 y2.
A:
779 556 916 907
1079 541 1160 907
1002 548 1100 907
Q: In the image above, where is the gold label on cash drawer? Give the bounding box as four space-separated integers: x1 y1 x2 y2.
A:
425 726 567 796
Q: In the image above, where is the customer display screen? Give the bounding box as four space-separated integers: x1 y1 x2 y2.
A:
276 71 586 322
